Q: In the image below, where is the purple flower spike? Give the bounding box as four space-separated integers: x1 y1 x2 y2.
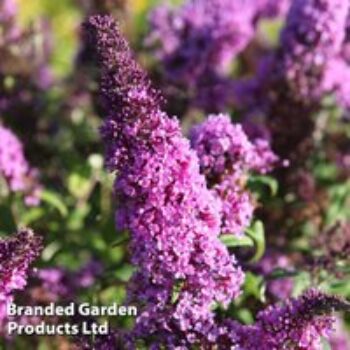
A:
217 289 350 349
0 228 42 327
190 114 277 235
255 289 349 349
0 125 42 206
278 0 348 103
85 15 244 347
146 0 260 112
148 0 256 83
236 0 349 162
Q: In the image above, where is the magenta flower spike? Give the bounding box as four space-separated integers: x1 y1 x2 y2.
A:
85 15 244 347
0 228 42 327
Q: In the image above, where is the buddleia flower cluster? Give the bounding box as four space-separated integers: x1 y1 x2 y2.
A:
86 14 350 348
237 0 349 162
146 0 255 113
146 0 294 114
227 289 350 349
0 228 42 329
84 15 245 347
232 0 350 252
0 125 42 206
190 114 278 235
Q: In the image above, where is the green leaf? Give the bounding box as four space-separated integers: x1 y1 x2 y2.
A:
20 207 45 225
244 272 265 302
66 203 90 230
67 172 92 199
220 234 254 248
40 190 68 217
313 163 338 182
325 181 350 225
112 232 130 247
328 280 350 295
246 220 266 262
321 337 332 350
0 204 15 232
248 175 279 197
41 242 61 262
115 264 135 282
259 19 284 45
236 308 254 325
292 271 311 297
267 268 299 280
171 280 184 304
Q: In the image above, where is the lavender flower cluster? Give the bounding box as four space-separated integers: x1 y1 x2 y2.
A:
147 0 292 84
215 289 350 349
85 15 244 346
146 0 256 112
236 0 349 161
0 228 42 329
86 14 350 348
146 0 293 113
277 0 348 103
0 125 41 206
190 114 277 235
147 0 254 81
1 0 350 347
234 289 348 349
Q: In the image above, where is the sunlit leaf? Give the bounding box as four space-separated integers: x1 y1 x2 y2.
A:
220 234 254 248
246 220 266 262
40 190 68 217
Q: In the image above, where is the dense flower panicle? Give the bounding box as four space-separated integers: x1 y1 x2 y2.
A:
148 0 293 86
0 228 42 326
85 15 244 346
216 289 349 349
255 289 348 349
235 0 349 166
190 114 277 179
0 125 42 205
147 0 259 113
277 0 347 102
147 0 255 83
238 2 348 110
190 114 277 235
